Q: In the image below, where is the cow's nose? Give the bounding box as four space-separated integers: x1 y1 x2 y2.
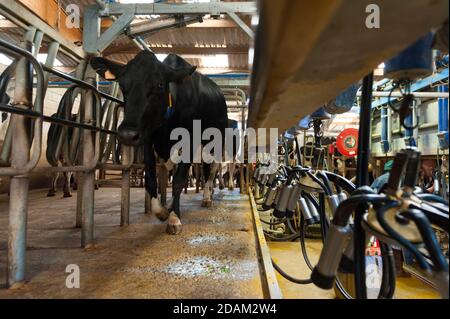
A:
118 128 140 145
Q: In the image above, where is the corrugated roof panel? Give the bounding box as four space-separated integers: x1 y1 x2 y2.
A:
0 1 254 71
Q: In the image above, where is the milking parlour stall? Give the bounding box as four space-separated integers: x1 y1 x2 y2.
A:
0 0 448 316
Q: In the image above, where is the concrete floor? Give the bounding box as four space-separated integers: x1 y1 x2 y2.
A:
0 187 264 298
268 241 441 299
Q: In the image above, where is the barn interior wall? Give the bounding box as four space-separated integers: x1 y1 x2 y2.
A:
370 98 448 158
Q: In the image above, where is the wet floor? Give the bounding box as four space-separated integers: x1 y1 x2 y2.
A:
0 187 264 298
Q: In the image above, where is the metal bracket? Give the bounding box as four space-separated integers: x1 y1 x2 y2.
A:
227 11 254 39
83 5 135 55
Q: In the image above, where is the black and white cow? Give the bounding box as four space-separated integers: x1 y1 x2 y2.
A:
91 51 229 234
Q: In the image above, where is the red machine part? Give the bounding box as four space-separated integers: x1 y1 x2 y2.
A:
336 128 359 157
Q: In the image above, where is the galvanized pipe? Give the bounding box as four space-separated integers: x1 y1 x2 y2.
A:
7 27 36 288
95 0 151 52
74 62 88 229
0 38 44 176
81 71 97 248
357 91 449 98
128 15 203 39
120 145 131 226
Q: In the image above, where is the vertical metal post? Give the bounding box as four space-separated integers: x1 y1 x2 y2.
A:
356 73 373 187
240 102 247 194
80 68 96 248
120 146 131 226
7 27 36 288
354 72 374 299
239 165 245 194
73 61 87 228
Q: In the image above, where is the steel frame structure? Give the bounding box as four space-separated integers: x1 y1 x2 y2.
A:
84 0 256 54
0 0 254 289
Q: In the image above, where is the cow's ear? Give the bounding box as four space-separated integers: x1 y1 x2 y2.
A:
90 57 125 80
168 65 196 83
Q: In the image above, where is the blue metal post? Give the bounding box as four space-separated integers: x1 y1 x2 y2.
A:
438 84 449 149
380 106 390 153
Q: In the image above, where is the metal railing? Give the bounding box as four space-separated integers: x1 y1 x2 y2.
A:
0 31 143 287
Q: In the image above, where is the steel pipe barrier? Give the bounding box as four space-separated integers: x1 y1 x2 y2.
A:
0 33 146 287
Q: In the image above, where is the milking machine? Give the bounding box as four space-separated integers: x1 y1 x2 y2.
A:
253 144 448 298
311 147 449 298
252 37 449 297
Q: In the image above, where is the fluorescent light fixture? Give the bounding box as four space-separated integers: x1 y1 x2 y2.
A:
156 54 168 62
0 53 13 66
201 54 229 68
120 0 154 3
251 15 259 26
182 0 210 3
248 48 254 65
37 54 63 67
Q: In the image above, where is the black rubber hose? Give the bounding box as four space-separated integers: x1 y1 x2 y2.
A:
306 171 330 195
411 201 449 232
402 209 449 273
378 242 397 299
299 214 315 271
316 192 353 299
333 193 389 227
271 258 313 284
316 188 396 299
375 202 431 271
417 193 449 206
324 171 356 193
260 217 286 226
286 217 298 234
316 171 334 195
263 230 300 242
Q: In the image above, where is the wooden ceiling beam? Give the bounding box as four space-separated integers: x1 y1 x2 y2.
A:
16 0 82 44
104 45 249 56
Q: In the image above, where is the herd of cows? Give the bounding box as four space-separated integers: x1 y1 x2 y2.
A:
46 51 240 235
0 50 241 235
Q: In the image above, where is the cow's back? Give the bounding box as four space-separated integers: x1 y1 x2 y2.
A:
163 54 228 132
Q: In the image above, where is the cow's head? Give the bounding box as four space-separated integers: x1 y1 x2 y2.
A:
91 51 196 145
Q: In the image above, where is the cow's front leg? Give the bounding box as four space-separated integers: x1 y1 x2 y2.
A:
218 164 225 190
202 162 219 207
144 144 169 221
228 163 235 191
63 172 72 197
167 163 191 235
194 164 201 193
47 172 59 197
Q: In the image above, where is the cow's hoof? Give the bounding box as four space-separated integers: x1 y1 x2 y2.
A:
228 187 234 191
166 212 182 235
47 192 56 197
219 185 224 190
155 206 170 222
63 193 72 198
201 199 212 207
